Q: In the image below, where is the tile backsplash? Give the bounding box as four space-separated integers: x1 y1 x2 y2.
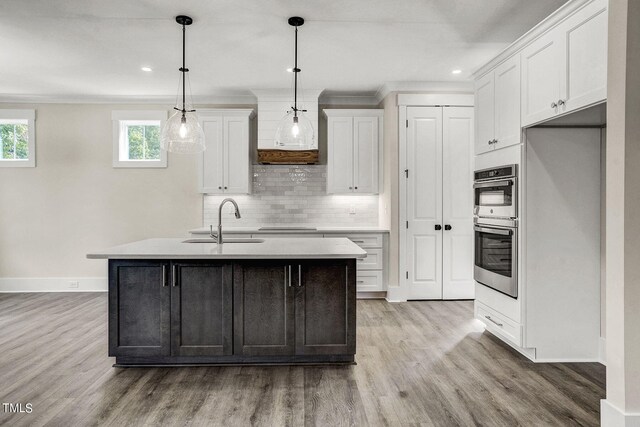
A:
203 165 379 227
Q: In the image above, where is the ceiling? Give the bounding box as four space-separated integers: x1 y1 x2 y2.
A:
0 0 567 102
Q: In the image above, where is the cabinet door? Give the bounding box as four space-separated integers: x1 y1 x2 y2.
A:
108 260 170 357
224 116 251 194
474 72 495 155
521 31 562 126
233 261 295 356
327 117 354 193
171 262 233 356
295 260 356 355
494 55 521 150
353 116 379 193
406 107 443 299
559 0 608 113
442 108 475 299
200 116 224 194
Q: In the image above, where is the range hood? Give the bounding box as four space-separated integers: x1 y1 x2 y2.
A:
253 89 322 164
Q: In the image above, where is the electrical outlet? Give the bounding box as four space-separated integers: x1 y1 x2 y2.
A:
349 205 356 215
68 281 79 289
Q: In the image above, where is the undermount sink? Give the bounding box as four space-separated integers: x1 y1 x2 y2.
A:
182 238 265 244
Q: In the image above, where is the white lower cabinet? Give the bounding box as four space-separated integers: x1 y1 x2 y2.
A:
355 271 384 293
475 302 522 347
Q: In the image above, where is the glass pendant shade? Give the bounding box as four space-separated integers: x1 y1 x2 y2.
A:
274 111 316 149
161 110 205 154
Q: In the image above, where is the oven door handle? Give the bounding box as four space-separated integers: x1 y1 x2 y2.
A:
474 225 513 236
473 180 514 189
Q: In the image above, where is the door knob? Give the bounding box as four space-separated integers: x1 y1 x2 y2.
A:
435 224 442 231
445 225 452 231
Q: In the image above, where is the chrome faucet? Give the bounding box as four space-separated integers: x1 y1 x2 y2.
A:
210 198 241 244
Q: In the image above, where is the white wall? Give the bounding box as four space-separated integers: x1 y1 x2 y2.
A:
602 0 640 423
0 103 203 291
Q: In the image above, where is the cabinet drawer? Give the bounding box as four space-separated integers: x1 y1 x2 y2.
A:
328 234 383 248
356 271 384 292
476 302 522 347
356 248 383 270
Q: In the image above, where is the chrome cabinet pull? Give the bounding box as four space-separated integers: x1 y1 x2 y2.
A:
493 139 498 144
288 265 292 287
557 99 565 106
485 315 503 327
162 265 168 287
351 240 365 243
551 101 558 108
356 280 364 283
298 265 302 287
172 265 177 287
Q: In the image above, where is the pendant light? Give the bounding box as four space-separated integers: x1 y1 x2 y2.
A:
274 17 316 149
161 15 205 154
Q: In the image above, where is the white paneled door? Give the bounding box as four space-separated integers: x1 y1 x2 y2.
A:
406 107 443 299
405 106 474 300
442 108 475 299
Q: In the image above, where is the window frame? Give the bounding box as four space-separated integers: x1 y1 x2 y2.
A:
0 109 36 168
112 110 167 168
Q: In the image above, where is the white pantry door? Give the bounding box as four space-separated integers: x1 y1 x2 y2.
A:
406 107 443 299
442 107 475 299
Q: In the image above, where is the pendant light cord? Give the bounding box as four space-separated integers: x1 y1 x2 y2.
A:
294 25 298 118
181 22 186 114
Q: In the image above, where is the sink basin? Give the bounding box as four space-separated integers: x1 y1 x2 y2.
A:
183 238 265 244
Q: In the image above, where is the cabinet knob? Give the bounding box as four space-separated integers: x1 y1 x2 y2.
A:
558 99 565 106
551 101 558 108
435 224 442 231
493 139 498 145
224 186 228 190
355 186 358 190
445 224 452 231
218 186 222 190
349 186 353 190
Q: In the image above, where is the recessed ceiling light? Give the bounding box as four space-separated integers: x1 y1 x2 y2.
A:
141 66 153 72
451 69 462 75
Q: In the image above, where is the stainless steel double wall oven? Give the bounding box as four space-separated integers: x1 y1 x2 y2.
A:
473 165 518 298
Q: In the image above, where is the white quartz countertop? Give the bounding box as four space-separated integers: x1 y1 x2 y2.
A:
87 238 367 260
188 226 390 235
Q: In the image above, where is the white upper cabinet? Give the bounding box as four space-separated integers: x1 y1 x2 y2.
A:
559 0 608 113
474 73 495 155
199 109 254 194
521 0 607 126
325 109 383 194
474 54 521 155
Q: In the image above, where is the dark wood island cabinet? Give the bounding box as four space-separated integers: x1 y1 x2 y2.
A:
108 258 356 366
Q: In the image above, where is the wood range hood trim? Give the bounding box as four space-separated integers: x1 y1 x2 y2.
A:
257 149 319 165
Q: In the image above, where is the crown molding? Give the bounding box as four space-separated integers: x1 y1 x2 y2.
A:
375 81 474 103
471 0 594 79
0 93 258 106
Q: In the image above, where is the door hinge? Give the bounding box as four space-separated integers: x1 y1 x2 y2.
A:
406 271 409 279
406 119 408 128
406 221 409 229
404 169 409 178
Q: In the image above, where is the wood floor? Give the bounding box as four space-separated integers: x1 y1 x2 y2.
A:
0 293 604 426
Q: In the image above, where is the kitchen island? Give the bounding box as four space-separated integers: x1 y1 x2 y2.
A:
88 238 365 367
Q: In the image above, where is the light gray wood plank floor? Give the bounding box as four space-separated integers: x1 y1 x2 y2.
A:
0 293 605 426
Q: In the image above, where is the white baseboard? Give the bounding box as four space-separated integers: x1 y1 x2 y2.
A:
385 286 407 302
0 277 107 292
599 336 607 365
601 400 640 427
357 291 387 299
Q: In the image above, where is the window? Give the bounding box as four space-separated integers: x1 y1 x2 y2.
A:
0 109 36 167
112 110 167 168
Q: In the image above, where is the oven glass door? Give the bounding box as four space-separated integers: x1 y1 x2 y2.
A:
474 225 517 298
474 179 515 218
